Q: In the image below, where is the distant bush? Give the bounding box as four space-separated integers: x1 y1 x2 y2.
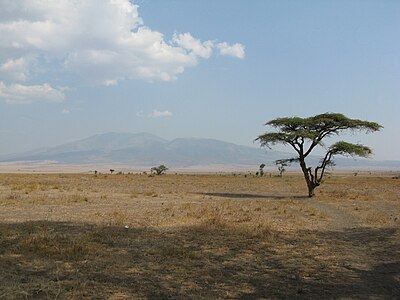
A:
150 165 168 175
258 163 266 177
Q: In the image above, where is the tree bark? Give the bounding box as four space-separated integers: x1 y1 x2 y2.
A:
298 157 311 197
299 157 317 197
307 183 315 197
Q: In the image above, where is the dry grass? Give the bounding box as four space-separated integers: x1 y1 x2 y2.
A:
0 172 399 299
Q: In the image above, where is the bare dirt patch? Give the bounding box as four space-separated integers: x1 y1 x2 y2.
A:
0 173 399 298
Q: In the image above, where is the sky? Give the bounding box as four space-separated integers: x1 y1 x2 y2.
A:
0 0 399 161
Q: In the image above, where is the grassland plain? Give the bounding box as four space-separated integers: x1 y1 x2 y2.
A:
0 172 399 299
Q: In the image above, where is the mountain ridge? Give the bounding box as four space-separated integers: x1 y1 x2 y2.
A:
0 132 273 166
1 132 399 169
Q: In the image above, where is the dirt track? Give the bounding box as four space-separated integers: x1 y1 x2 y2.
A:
309 201 357 229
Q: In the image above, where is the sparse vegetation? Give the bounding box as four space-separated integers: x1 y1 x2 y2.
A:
256 163 266 177
275 159 290 177
0 172 398 298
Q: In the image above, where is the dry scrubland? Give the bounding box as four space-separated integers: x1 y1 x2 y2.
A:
0 172 399 299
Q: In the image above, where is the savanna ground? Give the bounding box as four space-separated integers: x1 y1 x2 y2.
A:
0 172 399 299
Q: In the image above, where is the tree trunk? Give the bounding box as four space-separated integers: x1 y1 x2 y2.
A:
299 157 316 197
307 184 315 197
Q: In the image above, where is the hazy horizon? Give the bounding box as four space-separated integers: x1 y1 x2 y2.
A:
1 1 399 160
0 131 399 164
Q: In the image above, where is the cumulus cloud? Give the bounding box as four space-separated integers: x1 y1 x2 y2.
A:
149 110 173 118
217 42 245 59
172 33 214 59
172 33 245 60
0 0 245 98
0 81 65 104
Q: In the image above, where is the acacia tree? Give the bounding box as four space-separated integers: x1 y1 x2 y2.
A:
275 159 291 177
256 113 382 197
151 165 168 175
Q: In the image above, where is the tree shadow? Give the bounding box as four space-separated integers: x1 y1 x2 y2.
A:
0 221 399 299
197 192 309 200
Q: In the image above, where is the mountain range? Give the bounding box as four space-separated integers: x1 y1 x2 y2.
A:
1 132 399 169
0 133 276 167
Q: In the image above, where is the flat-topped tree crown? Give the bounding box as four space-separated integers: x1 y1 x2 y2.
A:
329 141 373 158
256 113 382 197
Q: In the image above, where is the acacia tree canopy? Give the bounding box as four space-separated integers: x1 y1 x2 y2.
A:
329 141 373 157
256 113 382 197
151 165 168 175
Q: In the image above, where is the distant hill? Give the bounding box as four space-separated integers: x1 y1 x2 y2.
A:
0 132 282 167
1 132 399 170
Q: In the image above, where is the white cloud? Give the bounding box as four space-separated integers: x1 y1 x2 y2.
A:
0 57 30 81
217 42 245 59
172 33 246 60
172 33 214 59
102 79 118 86
0 0 245 93
0 81 65 104
61 108 70 114
149 110 173 118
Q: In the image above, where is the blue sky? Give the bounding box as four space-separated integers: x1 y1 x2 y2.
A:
0 0 399 160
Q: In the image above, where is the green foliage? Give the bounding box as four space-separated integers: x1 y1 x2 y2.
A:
151 165 168 175
257 112 382 151
256 112 382 197
329 141 372 158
